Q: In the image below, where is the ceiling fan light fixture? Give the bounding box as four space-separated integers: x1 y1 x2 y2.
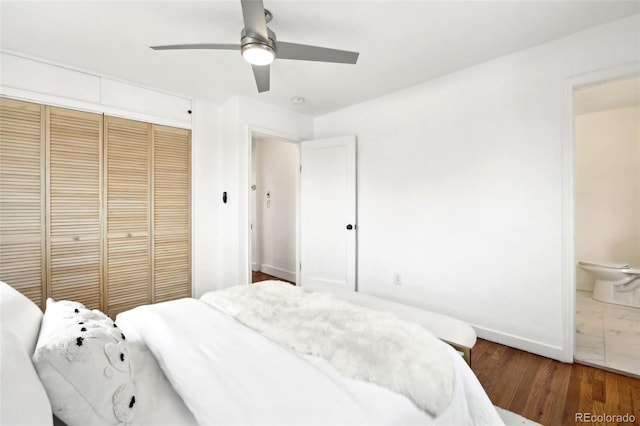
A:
242 43 275 65
150 3 359 93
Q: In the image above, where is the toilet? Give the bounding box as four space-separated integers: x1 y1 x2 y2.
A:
578 261 640 308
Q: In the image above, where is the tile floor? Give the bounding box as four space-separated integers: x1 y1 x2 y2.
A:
575 290 640 376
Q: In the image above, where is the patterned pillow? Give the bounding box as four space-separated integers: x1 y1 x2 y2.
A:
33 299 137 426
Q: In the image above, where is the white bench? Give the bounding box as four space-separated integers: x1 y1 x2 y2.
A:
302 285 476 365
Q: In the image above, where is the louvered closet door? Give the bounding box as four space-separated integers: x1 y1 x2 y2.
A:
0 98 46 307
153 125 191 302
47 107 102 309
105 116 151 317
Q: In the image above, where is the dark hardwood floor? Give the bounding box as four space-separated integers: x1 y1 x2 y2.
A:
252 271 294 285
472 338 640 425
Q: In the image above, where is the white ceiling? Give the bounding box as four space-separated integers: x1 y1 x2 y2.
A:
1 0 639 117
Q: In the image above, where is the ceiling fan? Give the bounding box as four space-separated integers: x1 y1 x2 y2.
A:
151 0 359 93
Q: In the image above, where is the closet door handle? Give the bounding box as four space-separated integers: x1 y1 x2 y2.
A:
346 224 355 230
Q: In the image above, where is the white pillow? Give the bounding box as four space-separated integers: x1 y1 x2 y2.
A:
0 281 43 355
33 298 138 426
0 330 53 426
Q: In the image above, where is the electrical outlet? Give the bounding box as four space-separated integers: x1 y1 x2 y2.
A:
393 273 402 286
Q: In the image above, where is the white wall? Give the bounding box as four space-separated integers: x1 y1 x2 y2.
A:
314 15 640 360
252 137 299 282
218 97 313 288
575 105 640 290
191 99 223 298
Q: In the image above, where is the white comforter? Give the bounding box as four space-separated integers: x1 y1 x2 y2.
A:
117 297 503 425
201 281 454 416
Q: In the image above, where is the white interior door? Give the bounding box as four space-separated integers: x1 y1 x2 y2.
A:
300 135 356 290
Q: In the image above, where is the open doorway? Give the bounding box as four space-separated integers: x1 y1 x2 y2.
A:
573 73 640 376
250 133 299 285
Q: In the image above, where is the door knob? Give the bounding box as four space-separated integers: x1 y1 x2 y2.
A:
346 224 355 230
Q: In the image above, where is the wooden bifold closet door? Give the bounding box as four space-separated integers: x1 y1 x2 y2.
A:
0 101 103 310
47 107 103 309
0 98 46 306
104 116 152 318
0 98 191 314
104 118 192 317
152 125 191 303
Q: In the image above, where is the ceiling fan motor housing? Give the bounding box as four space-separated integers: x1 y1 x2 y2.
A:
241 27 277 55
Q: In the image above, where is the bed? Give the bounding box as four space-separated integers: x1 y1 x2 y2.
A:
0 280 504 426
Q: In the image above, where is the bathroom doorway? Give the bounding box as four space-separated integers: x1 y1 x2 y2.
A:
250 133 300 284
573 73 640 376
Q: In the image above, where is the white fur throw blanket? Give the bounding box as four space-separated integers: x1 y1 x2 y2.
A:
201 281 454 416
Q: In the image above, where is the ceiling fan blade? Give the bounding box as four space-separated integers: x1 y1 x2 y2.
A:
252 64 270 93
241 0 268 40
276 42 359 64
151 44 240 51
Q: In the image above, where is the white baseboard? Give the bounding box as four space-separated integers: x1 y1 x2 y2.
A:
473 324 565 362
252 262 260 272
259 264 296 283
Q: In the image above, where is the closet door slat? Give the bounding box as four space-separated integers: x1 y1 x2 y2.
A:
152 125 191 302
47 107 103 309
105 116 151 318
0 98 46 307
